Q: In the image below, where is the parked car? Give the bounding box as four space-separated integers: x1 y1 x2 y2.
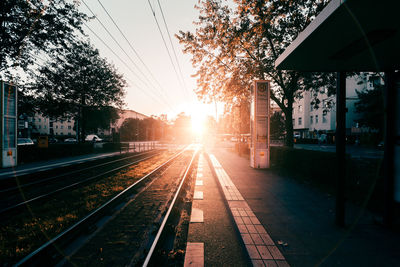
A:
17 138 34 146
85 134 102 142
64 138 77 143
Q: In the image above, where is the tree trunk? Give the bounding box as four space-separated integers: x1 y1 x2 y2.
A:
283 102 294 147
80 94 86 143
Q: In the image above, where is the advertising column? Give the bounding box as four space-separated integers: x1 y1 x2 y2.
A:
1 81 18 167
250 80 270 168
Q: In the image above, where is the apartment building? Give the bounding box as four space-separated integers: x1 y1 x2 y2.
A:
292 73 382 138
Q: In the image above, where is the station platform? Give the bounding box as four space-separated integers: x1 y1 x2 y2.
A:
184 146 400 266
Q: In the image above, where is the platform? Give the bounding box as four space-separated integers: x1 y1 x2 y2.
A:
184 146 400 266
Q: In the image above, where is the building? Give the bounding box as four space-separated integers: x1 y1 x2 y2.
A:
292 73 382 139
98 109 148 136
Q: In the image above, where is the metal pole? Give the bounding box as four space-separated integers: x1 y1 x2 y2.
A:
336 71 346 227
383 71 396 227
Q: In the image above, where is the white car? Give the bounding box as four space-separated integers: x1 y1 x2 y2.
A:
64 138 77 143
85 134 102 142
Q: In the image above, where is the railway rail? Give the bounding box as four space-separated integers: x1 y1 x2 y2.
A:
13 145 198 266
0 150 161 214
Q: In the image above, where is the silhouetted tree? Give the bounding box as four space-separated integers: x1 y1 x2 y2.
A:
177 0 336 147
31 41 126 142
0 0 87 77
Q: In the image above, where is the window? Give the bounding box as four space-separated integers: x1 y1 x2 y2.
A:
38 125 41 129
323 114 327 123
298 105 302 112
44 125 46 129
315 115 319 124
298 117 302 126
310 116 313 124
61 125 64 129
56 125 58 129
38 118 41 122
310 103 314 111
68 125 71 129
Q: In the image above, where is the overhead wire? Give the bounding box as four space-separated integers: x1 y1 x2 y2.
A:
147 0 189 100
80 0 176 113
156 0 190 96
96 0 173 105
84 23 173 111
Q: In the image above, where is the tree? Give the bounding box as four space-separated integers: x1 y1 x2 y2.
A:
270 111 285 140
355 84 384 136
83 106 120 135
31 41 126 141
177 0 336 147
0 0 87 77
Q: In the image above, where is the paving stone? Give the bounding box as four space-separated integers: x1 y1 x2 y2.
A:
263 260 278 267
197 173 203 178
260 233 275 245
255 224 267 234
190 208 204 223
184 242 204 267
250 216 261 225
256 245 273 260
275 260 290 267
252 259 265 267
239 210 248 217
234 216 245 225
242 216 253 225
238 224 249 234
250 233 264 245
232 210 240 216
241 233 254 245
195 180 203 186
246 244 261 260
267 246 285 260
246 224 258 234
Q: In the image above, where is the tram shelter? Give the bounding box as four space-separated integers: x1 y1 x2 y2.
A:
275 0 400 226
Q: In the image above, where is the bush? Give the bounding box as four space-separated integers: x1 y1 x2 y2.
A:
270 146 384 213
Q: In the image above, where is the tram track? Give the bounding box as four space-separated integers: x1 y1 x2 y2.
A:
12 146 198 266
0 150 162 215
0 148 184 265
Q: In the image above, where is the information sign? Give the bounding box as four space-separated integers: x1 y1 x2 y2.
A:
250 80 270 168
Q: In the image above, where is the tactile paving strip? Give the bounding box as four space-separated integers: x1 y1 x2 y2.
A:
208 154 290 267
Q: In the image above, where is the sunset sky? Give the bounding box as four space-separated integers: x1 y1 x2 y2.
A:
79 0 219 121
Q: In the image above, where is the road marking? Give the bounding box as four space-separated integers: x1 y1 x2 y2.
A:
184 242 204 267
190 208 204 223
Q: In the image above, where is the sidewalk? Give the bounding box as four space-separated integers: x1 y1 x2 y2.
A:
209 147 400 266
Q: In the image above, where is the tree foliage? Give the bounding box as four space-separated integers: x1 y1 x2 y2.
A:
119 117 166 141
177 0 336 146
31 41 126 141
355 85 384 133
0 0 87 77
83 106 120 134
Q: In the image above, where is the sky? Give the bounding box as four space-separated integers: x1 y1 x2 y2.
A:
77 0 220 121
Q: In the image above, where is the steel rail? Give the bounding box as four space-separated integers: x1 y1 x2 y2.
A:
0 151 160 215
0 150 160 194
142 146 198 267
15 146 189 266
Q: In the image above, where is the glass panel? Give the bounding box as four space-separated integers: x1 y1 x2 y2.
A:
4 117 16 148
4 84 16 117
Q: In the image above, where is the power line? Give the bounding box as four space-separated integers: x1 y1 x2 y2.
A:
84 23 174 112
156 0 190 96
147 0 189 99
81 1 176 113
95 0 174 110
